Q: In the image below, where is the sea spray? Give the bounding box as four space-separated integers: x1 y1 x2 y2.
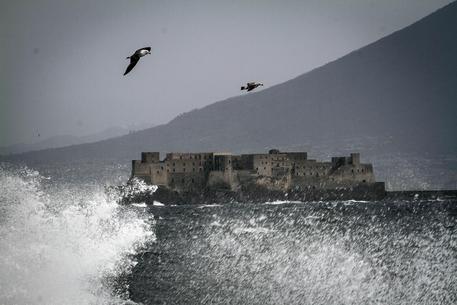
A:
0 164 155 305
129 201 457 304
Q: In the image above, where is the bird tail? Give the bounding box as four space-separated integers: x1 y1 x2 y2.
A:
241 86 246 90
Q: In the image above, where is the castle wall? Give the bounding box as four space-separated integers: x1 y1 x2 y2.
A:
252 154 272 176
131 150 380 193
168 172 206 191
208 171 232 189
131 160 152 182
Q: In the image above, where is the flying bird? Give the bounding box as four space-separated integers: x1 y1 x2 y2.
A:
124 47 151 76
241 82 264 92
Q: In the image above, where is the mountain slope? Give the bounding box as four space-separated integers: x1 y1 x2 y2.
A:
4 2 457 189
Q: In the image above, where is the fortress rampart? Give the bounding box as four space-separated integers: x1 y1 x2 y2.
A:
131 149 383 194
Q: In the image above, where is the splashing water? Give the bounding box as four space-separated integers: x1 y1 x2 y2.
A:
0 165 155 305
129 201 457 304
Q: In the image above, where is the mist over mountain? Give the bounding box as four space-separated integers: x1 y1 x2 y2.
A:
4 2 457 189
0 123 155 155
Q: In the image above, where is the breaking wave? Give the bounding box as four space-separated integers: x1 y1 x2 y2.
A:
0 165 155 305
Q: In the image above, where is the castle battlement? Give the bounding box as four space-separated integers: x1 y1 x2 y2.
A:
132 149 381 193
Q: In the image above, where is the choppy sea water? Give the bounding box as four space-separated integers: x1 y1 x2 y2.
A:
1 164 456 305
128 200 457 305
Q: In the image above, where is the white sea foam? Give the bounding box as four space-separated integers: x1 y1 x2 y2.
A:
264 200 302 205
198 204 222 208
132 202 147 208
0 165 155 305
153 201 164 206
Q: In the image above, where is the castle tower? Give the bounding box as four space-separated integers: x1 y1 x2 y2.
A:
351 153 360 166
141 152 160 163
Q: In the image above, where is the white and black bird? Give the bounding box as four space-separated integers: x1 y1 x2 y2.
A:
241 82 264 92
124 47 151 75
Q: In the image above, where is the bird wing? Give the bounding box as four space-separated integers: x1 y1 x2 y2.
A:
124 55 140 75
135 47 151 54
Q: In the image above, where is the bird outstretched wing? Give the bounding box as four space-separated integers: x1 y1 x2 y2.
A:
124 55 140 75
135 47 151 54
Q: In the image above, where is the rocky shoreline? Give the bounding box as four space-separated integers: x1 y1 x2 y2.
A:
119 182 388 205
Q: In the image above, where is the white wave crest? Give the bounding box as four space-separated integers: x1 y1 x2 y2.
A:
0 165 155 305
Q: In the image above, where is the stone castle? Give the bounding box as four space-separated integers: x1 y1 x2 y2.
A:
131 149 384 193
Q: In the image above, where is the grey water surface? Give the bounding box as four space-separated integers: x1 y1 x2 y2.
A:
127 199 457 305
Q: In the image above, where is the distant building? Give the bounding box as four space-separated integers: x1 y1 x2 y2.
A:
131 149 382 192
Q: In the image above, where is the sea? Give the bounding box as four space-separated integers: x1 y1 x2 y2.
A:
0 162 456 305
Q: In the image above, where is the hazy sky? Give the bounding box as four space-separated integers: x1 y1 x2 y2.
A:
0 0 453 146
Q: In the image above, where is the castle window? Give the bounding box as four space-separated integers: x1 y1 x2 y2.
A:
264 167 266 170
191 178 194 183
157 171 159 174
173 162 175 166
193 168 195 172
183 162 186 166
199 168 202 172
256 167 258 170
180 156 182 160
167 169 169 172
182 178 185 183
351 169 354 173
171 178 174 182
161 166 163 170
183 168 186 172
192 162 195 166
363 180 366 183
173 169 175 172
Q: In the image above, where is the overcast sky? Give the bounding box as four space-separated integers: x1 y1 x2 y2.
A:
0 0 453 146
